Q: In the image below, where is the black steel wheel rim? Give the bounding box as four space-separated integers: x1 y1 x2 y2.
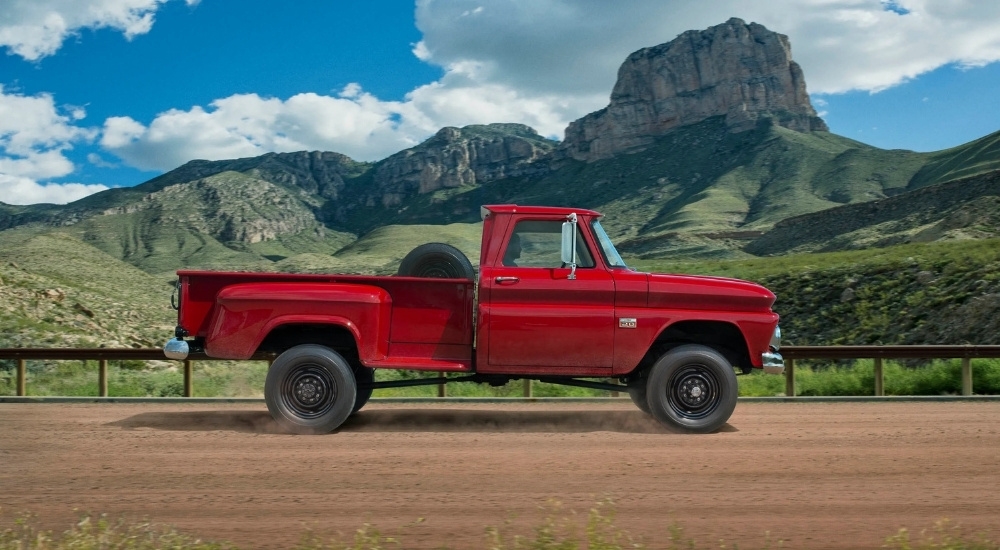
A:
416 258 459 278
666 364 720 420
282 364 337 419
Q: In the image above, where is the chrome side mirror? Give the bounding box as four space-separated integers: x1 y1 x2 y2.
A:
561 213 577 280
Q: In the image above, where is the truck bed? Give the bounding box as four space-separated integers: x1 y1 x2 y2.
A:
176 270 475 369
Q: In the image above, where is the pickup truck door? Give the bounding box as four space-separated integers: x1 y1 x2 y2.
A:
485 220 615 370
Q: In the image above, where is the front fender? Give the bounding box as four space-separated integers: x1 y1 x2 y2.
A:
204 282 391 360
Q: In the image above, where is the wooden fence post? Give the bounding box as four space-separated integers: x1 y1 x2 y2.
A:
437 372 446 397
17 359 26 396
98 359 108 397
785 358 795 397
962 358 973 396
874 358 884 397
523 379 532 398
183 360 193 397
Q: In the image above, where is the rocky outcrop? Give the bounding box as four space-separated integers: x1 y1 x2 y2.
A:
137 151 370 200
559 18 828 162
370 124 555 207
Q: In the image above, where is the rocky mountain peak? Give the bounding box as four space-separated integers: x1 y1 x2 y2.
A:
369 123 555 208
559 18 828 162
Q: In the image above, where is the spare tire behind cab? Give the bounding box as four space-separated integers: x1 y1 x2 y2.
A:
397 243 475 280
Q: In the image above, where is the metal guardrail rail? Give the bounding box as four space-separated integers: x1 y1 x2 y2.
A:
780 345 1000 397
2 345 1000 398
0 349 275 398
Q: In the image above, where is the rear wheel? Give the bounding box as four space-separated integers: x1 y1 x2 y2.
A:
352 364 374 414
646 344 738 433
265 345 356 434
397 243 475 280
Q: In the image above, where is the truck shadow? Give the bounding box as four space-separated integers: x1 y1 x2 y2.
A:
110 409 737 434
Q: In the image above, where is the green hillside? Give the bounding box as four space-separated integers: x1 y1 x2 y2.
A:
747 169 1000 255
908 129 1000 189
346 117 935 259
0 228 174 348
44 171 355 276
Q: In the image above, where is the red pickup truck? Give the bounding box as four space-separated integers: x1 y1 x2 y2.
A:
164 204 782 434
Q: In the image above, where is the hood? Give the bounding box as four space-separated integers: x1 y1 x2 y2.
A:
646 273 776 312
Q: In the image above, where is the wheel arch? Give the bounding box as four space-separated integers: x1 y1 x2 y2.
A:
628 319 751 380
256 318 364 361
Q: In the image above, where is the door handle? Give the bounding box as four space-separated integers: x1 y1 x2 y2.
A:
495 276 520 284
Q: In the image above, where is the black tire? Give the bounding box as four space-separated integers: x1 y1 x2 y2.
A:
645 344 738 433
397 243 475 280
265 345 356 434
352 364 374 414
627 375 651 415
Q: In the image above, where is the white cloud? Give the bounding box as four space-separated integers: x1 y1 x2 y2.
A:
0 0 194 61
101 89 422 170
0 174 108 205
413 0 1000 96
0 85 104 204
97 77 601 171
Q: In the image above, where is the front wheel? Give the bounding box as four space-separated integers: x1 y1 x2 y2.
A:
627 376 651 415
265 345 357 434
645 345 738 433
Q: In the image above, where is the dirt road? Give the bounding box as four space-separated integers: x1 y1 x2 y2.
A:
2 401 999 548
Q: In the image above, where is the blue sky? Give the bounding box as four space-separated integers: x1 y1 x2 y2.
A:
2 0 1000 205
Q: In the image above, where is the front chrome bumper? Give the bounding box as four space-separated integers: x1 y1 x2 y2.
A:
761 325 784 374
163 338 190 360
762 351 784 374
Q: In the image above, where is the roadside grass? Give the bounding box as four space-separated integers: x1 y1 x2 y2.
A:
2 358 999 398
738 358 1000 397
3 503 998 549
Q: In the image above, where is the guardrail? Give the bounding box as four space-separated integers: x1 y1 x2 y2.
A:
0 348 275 398
2 345 1000 398
780 345 1000 397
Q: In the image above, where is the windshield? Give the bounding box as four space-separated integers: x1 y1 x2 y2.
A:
591 220 628 268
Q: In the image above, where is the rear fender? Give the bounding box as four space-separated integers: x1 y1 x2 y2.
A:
204 282 391 360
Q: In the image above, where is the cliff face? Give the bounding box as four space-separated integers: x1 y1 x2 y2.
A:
559 18 828 162
369 123 555 207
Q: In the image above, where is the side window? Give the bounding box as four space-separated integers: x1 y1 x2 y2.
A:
502 220 595 268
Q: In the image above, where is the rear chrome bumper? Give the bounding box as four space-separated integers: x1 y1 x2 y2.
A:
163 338 190 360
762 351 784 374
